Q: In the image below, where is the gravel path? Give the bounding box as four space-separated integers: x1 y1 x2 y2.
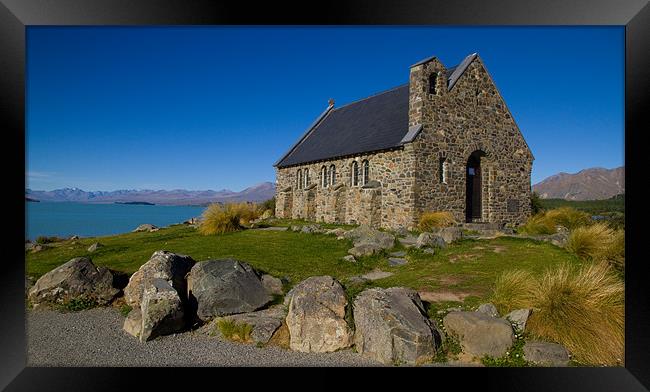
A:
27 307 382 367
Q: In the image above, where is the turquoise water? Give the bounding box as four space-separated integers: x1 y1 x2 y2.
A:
26 202 205 240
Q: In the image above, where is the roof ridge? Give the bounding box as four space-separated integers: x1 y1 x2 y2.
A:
333 83 409 111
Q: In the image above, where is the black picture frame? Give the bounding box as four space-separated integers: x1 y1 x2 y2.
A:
2 0 648 390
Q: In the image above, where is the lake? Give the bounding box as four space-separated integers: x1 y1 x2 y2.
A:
25 202 205 240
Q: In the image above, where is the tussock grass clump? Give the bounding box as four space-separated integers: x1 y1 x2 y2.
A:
518 214 556 235
491 262 624 365
418 211 456 232
215 318 253 343
544 207 591 230
566 223 614 260
491 270 536 315
198 202 261 235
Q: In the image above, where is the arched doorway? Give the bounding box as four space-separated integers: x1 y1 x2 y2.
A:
466 150 486 222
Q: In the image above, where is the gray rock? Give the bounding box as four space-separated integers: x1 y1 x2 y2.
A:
504 308 531 332
346 276 369 285
140 279 185 342
132 224 159 233
360 269 394 281
123 308 142 337
353 287 441 365
416 232 447 249
28 257 119 306
216 306 286 344
188 259 270 320
443 311 514 358
432 227 463 244
389 251 407 257
69 235 80 240
388 258 408 266
348 243 383 257
343 225 395 249
301 224 324 234
476 303 499 318
523 341 570 366
290 225 301 232
423 248 436 255
261 274 283 296
342 255 356 263
284 276 353 353
394 227 411 237
124 250 196 308
398 235 419 248
87 242 104 252
325 228 346 237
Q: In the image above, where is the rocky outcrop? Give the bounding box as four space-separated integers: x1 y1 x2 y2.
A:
187 259 270 320
523 341 570 366
87 242 104 252
415 232 446 249
215 306 286 344
343 225 395 250
443 311 514 358
28 257 119 306
261 274 283 296
123 250 196 308
132 224 159 233
284 276 353 353
139 279 185 342
504 308 531 332
353 287 441 365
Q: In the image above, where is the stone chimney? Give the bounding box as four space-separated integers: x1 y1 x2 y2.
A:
408 55 447 128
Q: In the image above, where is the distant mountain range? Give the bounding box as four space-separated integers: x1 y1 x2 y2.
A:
533 166 624 201
26 182 276 206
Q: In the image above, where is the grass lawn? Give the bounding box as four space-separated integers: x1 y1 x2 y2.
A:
26 222 582 308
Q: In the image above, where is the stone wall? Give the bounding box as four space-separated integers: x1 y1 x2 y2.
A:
275 54 533 229
408 55 533 225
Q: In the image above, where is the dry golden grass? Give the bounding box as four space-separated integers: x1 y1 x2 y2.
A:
491 262 624 365
566 223 615 260
544 207 592 230
518 213 556 235
198 202 261 235
418 211 456 232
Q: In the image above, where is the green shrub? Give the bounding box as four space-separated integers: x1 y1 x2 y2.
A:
215 318 253 343
530 192 544 215
60 296 98 312
418 211 456 232
119 304 133 317
261 197 276 213
490 262 624 366
35 236 64 244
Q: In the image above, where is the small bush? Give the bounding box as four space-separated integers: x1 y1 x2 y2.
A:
566 223 615 260
215 318 253 343
490 262 624 366
530 192 544 215
35 236 64 244
418 211 456 232
60 296 98 312
198 202 261 235
518 214 556 235
119 304 133 317
261 197 275 213
544 207 591 230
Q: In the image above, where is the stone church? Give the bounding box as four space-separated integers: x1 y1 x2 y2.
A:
273 53 534 230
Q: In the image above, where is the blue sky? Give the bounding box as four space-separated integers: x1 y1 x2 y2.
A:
26 26 624 191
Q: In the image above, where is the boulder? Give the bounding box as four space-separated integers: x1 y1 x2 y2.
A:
140 279 186 342
398 235 418 248
301 224 324 234
132 224 158 233
87 242 104 252
123 308 143 337
353 287 441 365
388 258 408 266
523 341 570 366
284 276 353 353
124 250 196 308
415 232 446 249
348 243 383 258
216 306 286 344
28 257 119 306
504 308 531 332
188 259 270 320
433 227 463 244
476 303 499 318
261 274 283 296
342 255 356 263
443 311 514 358
325 228 346 237
343 225 395 249
395 227 411 237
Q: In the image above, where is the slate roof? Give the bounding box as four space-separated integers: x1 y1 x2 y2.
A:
274 53 477 168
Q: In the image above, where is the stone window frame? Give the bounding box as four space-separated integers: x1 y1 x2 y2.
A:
428 72 438 95
303 168 310 189
329 164 336 186
362 159 370 185
351 161 359 187
321 166 328 188
296 169 302 189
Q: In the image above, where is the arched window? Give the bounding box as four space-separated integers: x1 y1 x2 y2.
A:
351 161 359 186
429 72 438 95
304 169 309 189
297 169 302 189
439 157 448 184
362 160 370 185
329 165 336 186
321 166 328 188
